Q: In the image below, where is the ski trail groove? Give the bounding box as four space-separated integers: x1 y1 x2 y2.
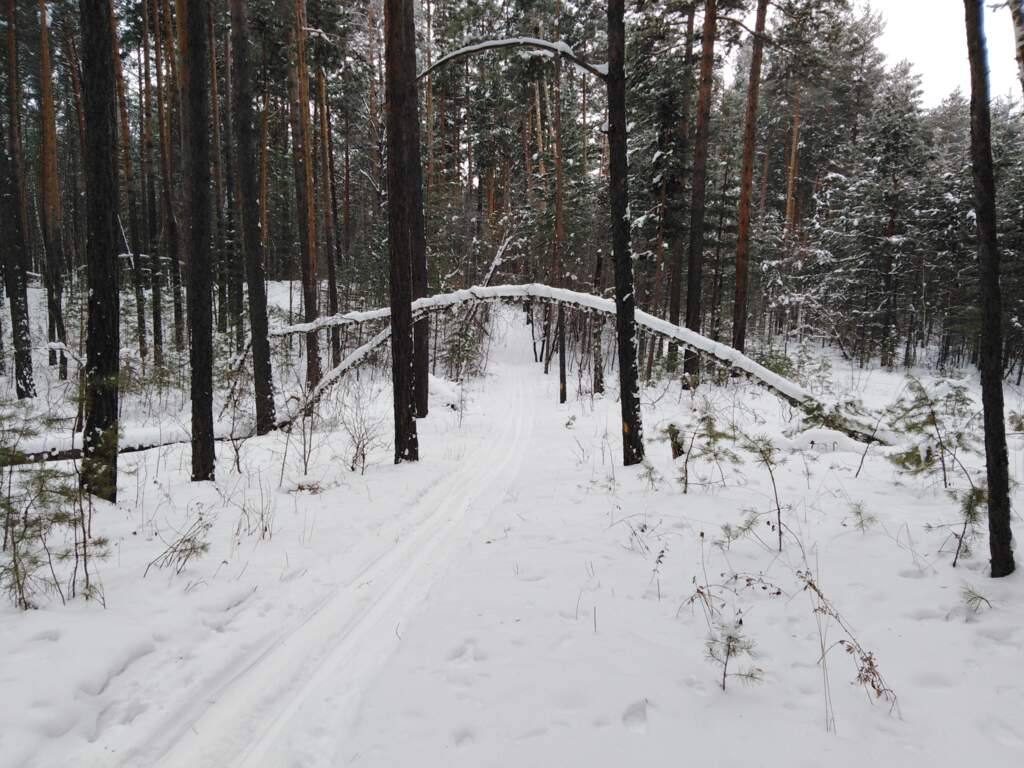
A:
145 361 534 768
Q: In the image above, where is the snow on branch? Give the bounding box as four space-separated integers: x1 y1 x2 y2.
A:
418 37 608 82
279 326 393 429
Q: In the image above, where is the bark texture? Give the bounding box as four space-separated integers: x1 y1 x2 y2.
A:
684 0 717 381
964 0 1015 577
608 0 645 465
230 0 276 435
184 0 216 481
731 0 768 354
384 0 423 462
80 0 122 501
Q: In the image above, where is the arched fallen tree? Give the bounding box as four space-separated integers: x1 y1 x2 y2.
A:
3 283 887 467
273 283 892 445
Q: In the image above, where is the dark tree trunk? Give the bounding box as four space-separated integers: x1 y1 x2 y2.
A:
411 63 430 415
608 0 644 466
592 252 604 395
384 0 422 462
224 34 245 354
964 0 1015 577
283 0 320 390
109 0 147 366
0 109 34 399
4 0 35 398
184 0 216 481
80 0 122 502
667 2 695 370
156 0 185 351
230 0 275 435
553 20 567 404
732 0 768 354
684 0 717 382
1011 0 1024 101
317 66 341 368
209 8 228 336
38 0 68 381
143 0 163 366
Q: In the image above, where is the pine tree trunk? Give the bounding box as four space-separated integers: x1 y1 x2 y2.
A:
368 3 382 204
283 0 321 390
157 0 186 349
183 0 216 481
259 80 270 257
732 0 768 354
784 85 802 233
553 19 567 404
964 0 1015 577
591 252 604 395
0 109 34 399
666 2 695 371
209 9 228 335
230 0 276 435
683 0 717 383
1011 0 1024 100
317 66 341 368
411 54 430 417
37 0 68 380
342 111 351 266
384 0 423 462
142 0 164 366
608 0 644 466
80 0 121 502
109 0 147 365
4 0 36 397
223 33 244 353
425 0 435 206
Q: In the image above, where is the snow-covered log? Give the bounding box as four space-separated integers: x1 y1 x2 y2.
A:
277 326 393 429
272 284 892 445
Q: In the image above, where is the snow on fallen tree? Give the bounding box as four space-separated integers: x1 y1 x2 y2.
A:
272 284 894 445
418 37 608 82
6 285 888 467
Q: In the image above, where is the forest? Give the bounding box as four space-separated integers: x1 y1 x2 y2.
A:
1 0 1023 765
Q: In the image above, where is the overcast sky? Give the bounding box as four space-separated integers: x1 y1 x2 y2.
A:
873 0 1020 106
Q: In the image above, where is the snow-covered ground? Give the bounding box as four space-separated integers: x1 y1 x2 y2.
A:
1 307 1023 767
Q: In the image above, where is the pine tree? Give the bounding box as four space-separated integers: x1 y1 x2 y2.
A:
80 0 122 502
184 0 216 482
230 0 276 435
384 0 423 463
964 0 1014 577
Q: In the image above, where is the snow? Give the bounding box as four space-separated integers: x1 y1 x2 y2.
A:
2 308 1024 767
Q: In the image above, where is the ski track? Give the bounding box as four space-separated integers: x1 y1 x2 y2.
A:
135 355 535 768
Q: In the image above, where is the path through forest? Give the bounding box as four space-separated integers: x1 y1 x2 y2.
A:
131 323 538 767
3 314 1023 768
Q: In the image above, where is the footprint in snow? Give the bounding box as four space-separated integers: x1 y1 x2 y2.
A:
621 699 649 734
452 727 476 747
447 638 488 663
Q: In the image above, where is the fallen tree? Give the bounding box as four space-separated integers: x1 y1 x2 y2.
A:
274 283 894 445
4 283 889 467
